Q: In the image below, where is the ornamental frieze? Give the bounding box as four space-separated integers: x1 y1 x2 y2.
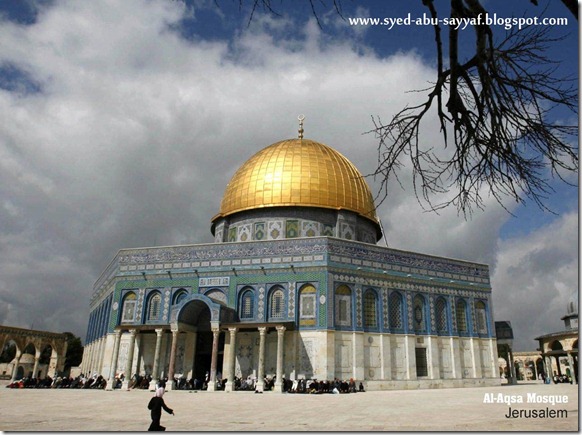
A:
328 238 488 279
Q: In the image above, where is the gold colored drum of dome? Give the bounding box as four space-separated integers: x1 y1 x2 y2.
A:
213 137 379 226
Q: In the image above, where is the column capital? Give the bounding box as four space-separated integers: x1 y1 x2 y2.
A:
128 329 137 337
211 327 220 334
276 325 286 333
155 328 164 336
228 327 239 333
258 326 268 335
114 329 122 337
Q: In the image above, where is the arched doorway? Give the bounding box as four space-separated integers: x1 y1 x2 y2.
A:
176 299 225 385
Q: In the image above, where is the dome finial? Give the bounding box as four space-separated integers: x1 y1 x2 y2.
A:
298 114 305 139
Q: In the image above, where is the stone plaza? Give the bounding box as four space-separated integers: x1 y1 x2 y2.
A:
0 380 577 431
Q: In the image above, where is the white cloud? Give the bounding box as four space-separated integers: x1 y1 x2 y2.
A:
491 211 578 350
0 0 576 348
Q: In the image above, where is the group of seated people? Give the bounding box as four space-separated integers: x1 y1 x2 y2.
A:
283 377 365 394
552 373 573 384
6 373 108 389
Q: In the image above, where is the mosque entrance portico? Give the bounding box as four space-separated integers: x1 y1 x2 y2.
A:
221 322 293 392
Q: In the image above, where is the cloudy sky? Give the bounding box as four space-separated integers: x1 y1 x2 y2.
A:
0 0 577 351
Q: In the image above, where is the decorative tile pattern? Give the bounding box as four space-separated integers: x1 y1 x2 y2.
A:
286 220 299 238
288 282 296 318
238 224 251 242
228 226 237 242
258 287 265 320
301 221 320 237
254 222 265 241
355 285 362 327
268 220 283 240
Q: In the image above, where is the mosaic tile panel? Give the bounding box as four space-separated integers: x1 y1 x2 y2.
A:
228 226 237 242
301 221 320 237
288 282 296 318
286 220 299 238
355 285 362 327
238 224 252 242
267 220 283 240
254 222 265 240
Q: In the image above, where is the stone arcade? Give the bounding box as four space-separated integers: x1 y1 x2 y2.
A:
81 124 500 391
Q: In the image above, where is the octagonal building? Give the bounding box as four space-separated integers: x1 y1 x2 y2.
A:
82 127 500 391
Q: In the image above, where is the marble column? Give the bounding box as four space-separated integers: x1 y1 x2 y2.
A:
256 327 267 392
32 351 40 379
225 328 238 392
207 327 220 392
106 330 122 390
274 326 286 392
567 352 575 380
166 329 179 390
149 328 164 390
122 329 137 390
11 351 22 382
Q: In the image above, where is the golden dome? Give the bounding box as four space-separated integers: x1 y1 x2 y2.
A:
212 138 379 226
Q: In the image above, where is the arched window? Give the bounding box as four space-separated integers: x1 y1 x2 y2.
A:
299 284 317 326
269 287 285 319
389 292 403 329
363 289 378 329
456 299 468 333
335 285 352 327
121 292 137 323
239 288 255 320
147 292 162 321
475 301 488 334
173 289 188 305
435 297 448 333
413 295 426 333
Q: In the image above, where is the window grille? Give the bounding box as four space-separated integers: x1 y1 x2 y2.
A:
475 301 488 334
147 293 161 321
363 290 377 328
389 292 403 329
270 288 285 319
456 299 467 332
436 298 447 333
240 290 254 319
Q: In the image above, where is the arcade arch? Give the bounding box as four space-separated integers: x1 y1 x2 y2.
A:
0 326 67 381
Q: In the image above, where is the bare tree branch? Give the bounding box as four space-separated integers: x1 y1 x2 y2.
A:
371 0 578 216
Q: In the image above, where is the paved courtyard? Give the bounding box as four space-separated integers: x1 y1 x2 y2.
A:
0 380 578 432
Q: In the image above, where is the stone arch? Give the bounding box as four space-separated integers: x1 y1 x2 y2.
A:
170 293 236 328
0 326 67 381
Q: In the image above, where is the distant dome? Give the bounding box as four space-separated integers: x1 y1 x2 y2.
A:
212 138 381 239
